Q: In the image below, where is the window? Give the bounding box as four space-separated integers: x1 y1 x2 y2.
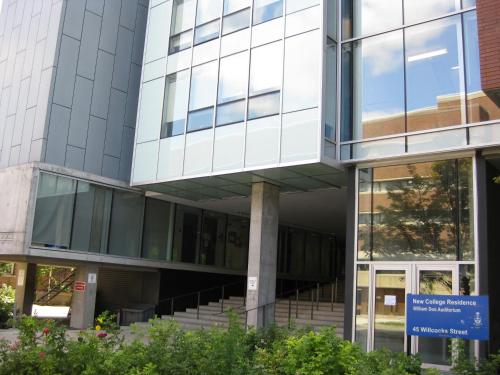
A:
248 41 282 115
253 0 283 25
405 16 464 132
248 91 280 119
222 8 250 35
142 198 171 260
325 38 336 140
404 0 457 25
169 0 196 54
161 70 190 138
188 61 218 131
108 191 144 258
358 159 474 261
32 173 76 249
341 31 405 141
194 19 220 45
70 182 112 253
196 0 222 25
217 52 248 125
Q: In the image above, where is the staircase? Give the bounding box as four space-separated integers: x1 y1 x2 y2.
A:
160 295 344 337
35 270 75 305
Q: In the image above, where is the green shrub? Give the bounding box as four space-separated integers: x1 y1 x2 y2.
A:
0 284 14 328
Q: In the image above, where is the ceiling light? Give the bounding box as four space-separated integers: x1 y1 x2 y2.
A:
408 48 448 62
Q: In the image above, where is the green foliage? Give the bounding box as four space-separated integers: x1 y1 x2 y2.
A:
95 310 120 334
0 284 14 328
1 315 500 374
451 340 500 375
494 176 500 184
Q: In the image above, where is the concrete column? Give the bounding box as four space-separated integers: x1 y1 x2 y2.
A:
245 182 279 328
70 264 99 329
14 263 37 316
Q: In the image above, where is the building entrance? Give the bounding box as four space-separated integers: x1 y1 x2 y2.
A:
358 263 463 366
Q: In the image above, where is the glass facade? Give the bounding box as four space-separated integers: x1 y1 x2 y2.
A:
340 4 500 158
32 172 339 278
358 158 474 261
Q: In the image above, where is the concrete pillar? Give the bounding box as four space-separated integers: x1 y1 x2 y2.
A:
245 182 279 328
14 263 37 316
70 264 99 329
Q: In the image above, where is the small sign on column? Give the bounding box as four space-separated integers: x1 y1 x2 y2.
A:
248 277 258 291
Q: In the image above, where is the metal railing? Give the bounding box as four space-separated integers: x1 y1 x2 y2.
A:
35 271 76 305
161 277 344 327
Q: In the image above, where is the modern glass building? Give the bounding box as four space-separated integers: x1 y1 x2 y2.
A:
0 0 499 368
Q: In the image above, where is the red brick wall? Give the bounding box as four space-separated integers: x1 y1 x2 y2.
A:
477 0 500 103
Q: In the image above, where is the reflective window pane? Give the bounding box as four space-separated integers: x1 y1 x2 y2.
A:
200 212 227 266
405 16 464 132
196 0 222 25
463 11 500 123
108 191 144 258
404 0 457 25
218 52 249 103
341 31 405 141
188 107 214 131
222 8 250 35
325 39 336 140
173 205 201 263
249 41 282 96
161 70 190 138
194 19 220 45
355 264 369 351
169 30 192 54
171 0 196 35
342 0 402 39
462 0 476 7
189 61 218 110
248 91 280 119
71 182 112 253
225 215 249 270
253 0 283 25
358 159 474 261
286 0 319 14
142 198 171 260
216 100 246 126
32 174 76 249
283 30 320 112
224 0 251 15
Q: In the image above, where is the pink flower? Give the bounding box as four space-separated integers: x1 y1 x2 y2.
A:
97 332 107 339
43 327 50 335
10 341 20 351
39 352 46 360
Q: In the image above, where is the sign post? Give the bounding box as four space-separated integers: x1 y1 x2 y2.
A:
406 294 489 341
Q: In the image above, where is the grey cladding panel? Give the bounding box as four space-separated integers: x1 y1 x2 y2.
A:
86 0 105 16
65 145 85 170
102 154 119 179
77 10 102 80
68 76 93 148
63 0 86 40
84 115 106 174
120 0 137 31
104 88 126 158
45 104 71 165
99 0 120 54
53 35 79 108
91 50 114 119
112 26 133 92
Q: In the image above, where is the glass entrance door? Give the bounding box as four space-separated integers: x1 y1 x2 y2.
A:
370 266 409 353
414 265 458 366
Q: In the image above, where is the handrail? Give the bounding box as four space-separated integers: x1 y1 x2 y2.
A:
35 271 75 304
158 280 245 304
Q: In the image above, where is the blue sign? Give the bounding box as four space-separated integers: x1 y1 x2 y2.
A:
406 294 489 341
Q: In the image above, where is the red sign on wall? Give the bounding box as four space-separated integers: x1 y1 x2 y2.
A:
74 281 86 292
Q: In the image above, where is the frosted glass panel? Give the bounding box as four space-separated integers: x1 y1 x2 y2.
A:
158 137 185 179
251 17 283 47
281 108 319 163
171 0 196 35
143 58 166 82
133 141 159 182
285 5 320 37
196 0 222 25
218 52 249 103
221 29 249 57
249 41 283 95
469 123 500 146
407 129 467 153
145 2 169 62
286 0 319 14
192 39 219 66
213 123 245 171
283 30 320 112
137 78 164 143
189 61 218 110
245 115 280 167
184 129 213 176
224 0 251 15
352 137 405 159
166 48 191 74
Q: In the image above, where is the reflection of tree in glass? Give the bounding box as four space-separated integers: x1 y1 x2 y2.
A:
372 160 472 259
420 272 452 295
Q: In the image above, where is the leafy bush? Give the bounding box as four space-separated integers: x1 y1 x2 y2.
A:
0 314 499 374
0 284 14 328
